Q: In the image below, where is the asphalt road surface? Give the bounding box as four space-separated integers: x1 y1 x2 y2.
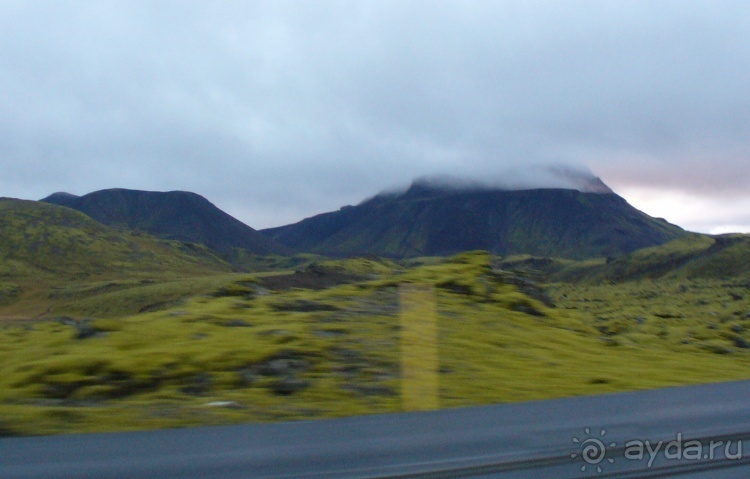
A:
3 380 750 478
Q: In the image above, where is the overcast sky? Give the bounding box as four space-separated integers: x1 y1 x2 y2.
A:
1 0 748 233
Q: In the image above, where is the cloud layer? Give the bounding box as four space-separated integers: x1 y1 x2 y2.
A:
1 1 748 231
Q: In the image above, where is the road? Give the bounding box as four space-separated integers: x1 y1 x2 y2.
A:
3 380 750 478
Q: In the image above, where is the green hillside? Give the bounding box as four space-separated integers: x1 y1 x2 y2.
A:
0 198 234 320
0 198 230 280
1 197 748 437
547 233 750 283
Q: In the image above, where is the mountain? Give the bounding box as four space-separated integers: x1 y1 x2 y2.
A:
262 178 687 259
0 198 230 279
42 189 288 257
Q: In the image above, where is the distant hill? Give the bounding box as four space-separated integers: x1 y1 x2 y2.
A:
546 233 750 283
0 198 230 279
263 178 687 260
42 189 288 257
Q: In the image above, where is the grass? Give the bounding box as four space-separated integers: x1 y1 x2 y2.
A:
549 278 750 354
2 250 750 436
550 233 750 283
0 198 230 282
399 284 439 411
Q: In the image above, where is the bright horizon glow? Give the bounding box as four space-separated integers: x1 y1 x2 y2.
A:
619 187 750 235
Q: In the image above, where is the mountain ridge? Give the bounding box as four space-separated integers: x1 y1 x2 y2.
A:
263 179 686 259
38 175 688 261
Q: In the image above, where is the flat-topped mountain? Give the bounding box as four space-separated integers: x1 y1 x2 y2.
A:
42 188 287 256
263 178 687 259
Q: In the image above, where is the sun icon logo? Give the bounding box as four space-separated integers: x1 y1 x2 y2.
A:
571 427 616 473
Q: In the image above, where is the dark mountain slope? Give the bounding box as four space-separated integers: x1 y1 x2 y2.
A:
263 181 686 259
42 189 287 256
0 198 229 279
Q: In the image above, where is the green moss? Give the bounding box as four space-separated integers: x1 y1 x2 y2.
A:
2 250 750 436
0 198 230 283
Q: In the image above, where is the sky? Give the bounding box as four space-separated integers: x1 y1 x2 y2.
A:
1 0 748 233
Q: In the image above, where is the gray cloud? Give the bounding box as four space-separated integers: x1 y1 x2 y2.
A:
1 0 748 231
